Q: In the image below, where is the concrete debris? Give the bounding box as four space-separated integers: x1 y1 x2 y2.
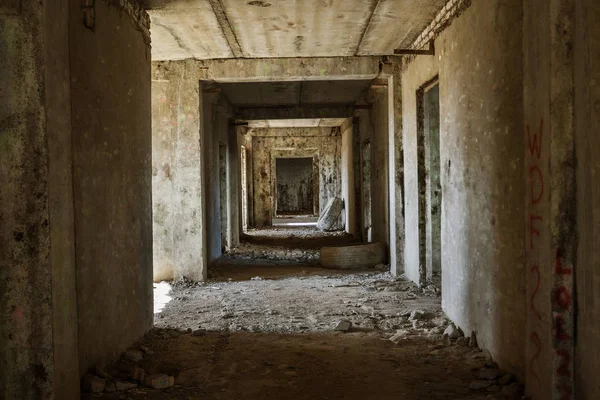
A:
251 276 263 281
389 330 410 344
140 345 154 355
444 323 462 339
498 373 514 386
456 336 468 346
408 310 426 320
82 373 106 393
144 374 175 389
94 366 112 379
469 379 494 390
115 381 138 390
124 349 144 362
500 382 522 397
478 368 503 380
192 328 207 336
334 320 352 332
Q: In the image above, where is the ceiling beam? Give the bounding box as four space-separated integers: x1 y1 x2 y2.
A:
188 56 382 82
207 0 245 58
235 105 354 120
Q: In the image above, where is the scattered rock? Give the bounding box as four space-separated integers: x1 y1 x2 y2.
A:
124 349 144 362
501 382 522 397
94 366 111 379
444 323 462 339
389 330 409 344
140 345 154 355
469 380 493 390
82 374 106 393
408 310 426 321
334 320 352 332
115 381 138 391
456 336 469 346
498 373 514 386
478 368 503 380
144 374 175 389
251 276 263 281
192 328 207 336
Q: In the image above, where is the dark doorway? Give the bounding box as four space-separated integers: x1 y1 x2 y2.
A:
275 157 314 216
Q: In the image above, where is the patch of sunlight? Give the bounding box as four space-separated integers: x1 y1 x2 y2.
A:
153 281 172 314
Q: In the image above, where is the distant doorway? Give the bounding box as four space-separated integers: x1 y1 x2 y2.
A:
275 157 315 216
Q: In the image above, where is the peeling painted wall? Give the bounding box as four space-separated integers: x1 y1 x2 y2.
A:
402 0 526 380
251 128 341 227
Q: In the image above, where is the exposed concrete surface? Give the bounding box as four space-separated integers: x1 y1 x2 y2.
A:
574 0 600 396
70 0 154 373
45 1 79 398
0 4 55 398
152 61 207 282
251 128 341 227
144 0 447 60
370 87 391 255
390 63 405 276
341 121 356 234
403 0 526 380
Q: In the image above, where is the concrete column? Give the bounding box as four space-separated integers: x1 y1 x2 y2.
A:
524 0 577 399
390 62 405 276
1 2 79 398
152 61 207 281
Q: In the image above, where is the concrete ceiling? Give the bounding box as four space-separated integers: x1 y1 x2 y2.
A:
219 80 371 107
142 0 448 60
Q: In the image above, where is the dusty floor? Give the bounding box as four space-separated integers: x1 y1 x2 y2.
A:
86 228 523 400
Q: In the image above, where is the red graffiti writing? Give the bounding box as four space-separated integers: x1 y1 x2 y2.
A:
526 120 543 160
555 286 572 310
529 332 541 384
530 265 542 321
529 165 544 204
555 250 572 275
529 214 542 250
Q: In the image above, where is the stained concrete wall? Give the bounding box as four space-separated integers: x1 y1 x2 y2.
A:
251 128 341 227
402 0 526 378
575 0 600 397
69 0 153 374
152 61 207 282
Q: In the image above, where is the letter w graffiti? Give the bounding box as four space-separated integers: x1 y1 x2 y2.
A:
526 120 543 160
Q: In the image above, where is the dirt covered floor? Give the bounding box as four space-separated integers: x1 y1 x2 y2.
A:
85 228 524 400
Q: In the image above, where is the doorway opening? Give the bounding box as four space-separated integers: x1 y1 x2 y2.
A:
273 156 318 227
362 140 372 242
417 79 442 286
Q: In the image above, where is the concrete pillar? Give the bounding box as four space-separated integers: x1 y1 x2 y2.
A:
524 0 577 398
390 62 405 277
1 2 79 398
152 61 207 281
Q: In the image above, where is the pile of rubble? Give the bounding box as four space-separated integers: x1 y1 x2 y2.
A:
81 344 175 395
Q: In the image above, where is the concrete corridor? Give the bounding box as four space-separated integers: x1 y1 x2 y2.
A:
1 0 599 399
